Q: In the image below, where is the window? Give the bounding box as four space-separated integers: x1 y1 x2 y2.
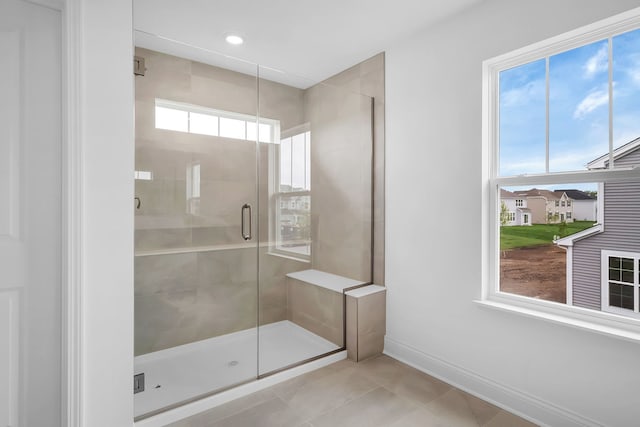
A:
515 199 523 207
508 212 516 222
271 125 311 259
602 251 640 319
134 170 153 181
154 99 275 143
186 163 200 215
483 9 640 332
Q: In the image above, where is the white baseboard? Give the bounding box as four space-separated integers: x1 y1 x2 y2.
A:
384 337 602 427
134 351 347 427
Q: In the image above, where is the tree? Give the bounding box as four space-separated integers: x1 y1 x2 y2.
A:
500 201 510 226
558 220 567 236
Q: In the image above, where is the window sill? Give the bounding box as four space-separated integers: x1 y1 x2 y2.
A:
474 295 640 343
267 251 311 263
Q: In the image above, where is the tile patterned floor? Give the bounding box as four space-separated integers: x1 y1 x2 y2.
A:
167 355 538 427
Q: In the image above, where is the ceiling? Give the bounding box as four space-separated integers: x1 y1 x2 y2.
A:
134 0 483 88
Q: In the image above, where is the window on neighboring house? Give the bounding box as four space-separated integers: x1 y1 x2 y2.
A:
561 201 566 207
567 200 572 207
515 199 523 207
508 212 516 222
484 11 640 330
602 251 640 319
272 125 311 259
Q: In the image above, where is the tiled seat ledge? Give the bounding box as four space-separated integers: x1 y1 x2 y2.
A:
285 269 367 293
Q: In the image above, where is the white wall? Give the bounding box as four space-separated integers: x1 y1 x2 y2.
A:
385 1 640 425
573 199 597 221
80 0 134 425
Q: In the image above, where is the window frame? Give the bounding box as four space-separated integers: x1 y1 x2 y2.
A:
480 7 640 341
154 98 278 143
601 250 640 319
268 123 312 261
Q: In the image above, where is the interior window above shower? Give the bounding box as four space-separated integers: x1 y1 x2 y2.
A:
154 99 277 142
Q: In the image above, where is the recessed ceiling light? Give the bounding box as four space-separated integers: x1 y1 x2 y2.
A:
225 34 244 45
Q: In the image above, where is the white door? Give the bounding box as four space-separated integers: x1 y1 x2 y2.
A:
0 1 62 425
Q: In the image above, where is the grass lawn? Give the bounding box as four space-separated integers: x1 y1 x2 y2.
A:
500 221 595 250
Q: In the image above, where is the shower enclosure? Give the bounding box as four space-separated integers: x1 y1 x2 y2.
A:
132 28 375 419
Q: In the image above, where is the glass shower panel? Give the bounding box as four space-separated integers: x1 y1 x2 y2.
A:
133 43 259 419
257 67 374 375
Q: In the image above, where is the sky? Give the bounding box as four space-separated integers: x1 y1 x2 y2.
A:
499 27 640 189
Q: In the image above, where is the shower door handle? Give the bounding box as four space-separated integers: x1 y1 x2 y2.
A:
241 203 252 241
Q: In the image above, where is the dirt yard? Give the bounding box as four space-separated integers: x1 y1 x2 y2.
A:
500 244 566 303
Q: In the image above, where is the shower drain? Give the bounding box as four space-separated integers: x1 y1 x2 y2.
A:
228 360 239 367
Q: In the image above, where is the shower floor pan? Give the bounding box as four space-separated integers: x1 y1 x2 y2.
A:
134 320 340 418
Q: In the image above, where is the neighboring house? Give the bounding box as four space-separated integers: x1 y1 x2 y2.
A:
513 188 574 224
555 138 640 318
500 189 531 226
554 189 597 221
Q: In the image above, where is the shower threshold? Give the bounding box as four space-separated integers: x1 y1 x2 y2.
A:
134 320 340 418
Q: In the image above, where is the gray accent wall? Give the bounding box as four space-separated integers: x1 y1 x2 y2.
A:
613 146 640 168
571 180 640 309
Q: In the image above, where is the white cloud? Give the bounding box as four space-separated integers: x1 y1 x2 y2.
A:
573 88 608 119
627 65 640 86
501 79 544 108
583 44 608 79
613 121 640 148
549 144 608 171
500 159 545 175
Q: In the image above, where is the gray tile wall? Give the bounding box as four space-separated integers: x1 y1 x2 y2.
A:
134 48 307 355
304 77 374 283
134 48 384 356
322 53 385 285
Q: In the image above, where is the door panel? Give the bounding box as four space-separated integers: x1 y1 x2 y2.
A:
0 30 20 241
133 45 259 419
0 291 19 427
0 1 62 426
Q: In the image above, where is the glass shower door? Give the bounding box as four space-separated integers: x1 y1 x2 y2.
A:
133 43 260 419
257 67 374 375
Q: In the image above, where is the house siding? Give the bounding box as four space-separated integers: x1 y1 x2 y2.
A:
501 197 517 225
527 197 547 224
572 180 640 309
612 147 640 168
572 199 597 221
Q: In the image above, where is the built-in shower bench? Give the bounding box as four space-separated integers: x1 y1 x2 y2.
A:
286 269 367 293
285 269 366 348
285 269 385 362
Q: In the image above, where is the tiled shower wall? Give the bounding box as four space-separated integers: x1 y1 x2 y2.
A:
134 48 308 355
305 81 373 283
135 248 306 355
321 53 385 285
134 48 384 356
